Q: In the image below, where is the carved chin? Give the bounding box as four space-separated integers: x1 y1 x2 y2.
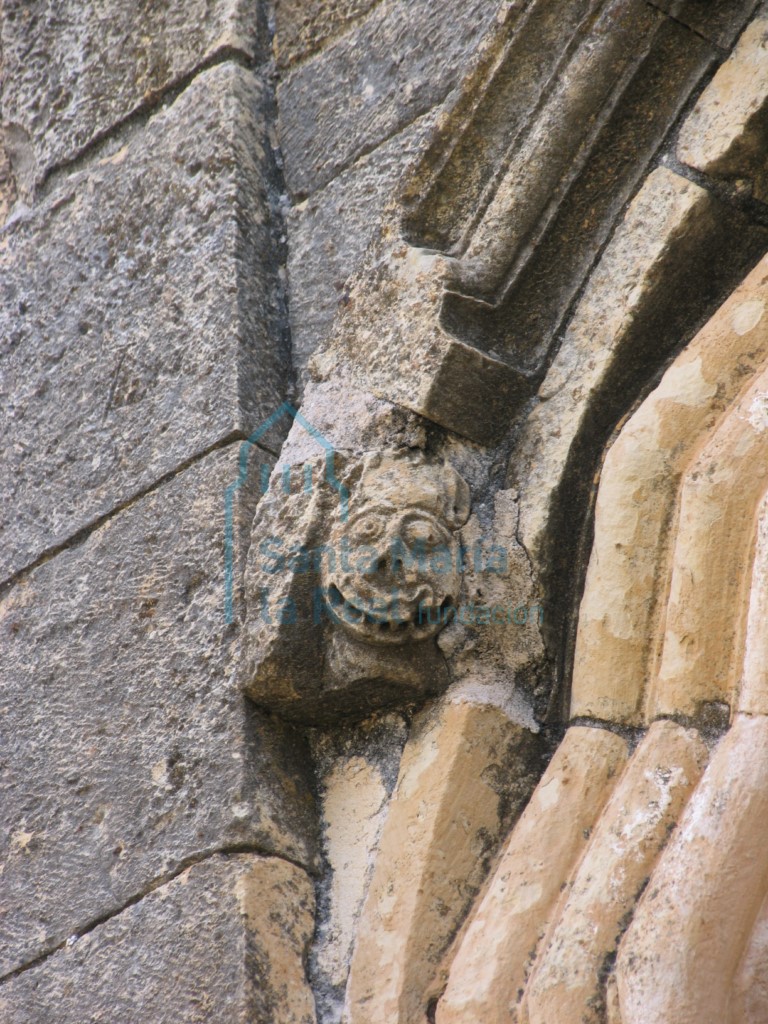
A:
323 582 455 646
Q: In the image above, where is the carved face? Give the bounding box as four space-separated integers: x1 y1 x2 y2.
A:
322 452 470 645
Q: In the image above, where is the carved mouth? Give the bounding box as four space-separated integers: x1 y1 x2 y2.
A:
324 584 454 645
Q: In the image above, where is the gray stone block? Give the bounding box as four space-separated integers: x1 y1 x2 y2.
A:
0 854 317 1024
0 62 290 584
0 0 265 192
277 0 498 197
287 111 436 380
274 0 379 69
651 0 759 48
0 444 318 977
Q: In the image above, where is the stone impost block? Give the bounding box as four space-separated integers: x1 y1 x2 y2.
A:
344 696 541 1024
0 854 317 1024
436 725 627 1024
0 62 290 583
313 244 532 446
1 0 264 192
0 444 318 977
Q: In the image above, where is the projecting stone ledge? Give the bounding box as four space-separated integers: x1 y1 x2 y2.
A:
310 243 532 446
0 855 317 1024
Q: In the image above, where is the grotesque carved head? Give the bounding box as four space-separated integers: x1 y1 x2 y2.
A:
322 451 471 645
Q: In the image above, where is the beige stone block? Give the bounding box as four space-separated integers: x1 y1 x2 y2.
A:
435 725 627 1024
733 885 768 1024
520 720 707 1024
616 714 768 1024
739 489 768 714
311 715 408 1011
344 697 540 1024
571 251 768 724
518 166 734 562
651 360 768 719
678 13 768 197
239 858 318 1024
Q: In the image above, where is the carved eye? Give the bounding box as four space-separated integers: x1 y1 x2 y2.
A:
352 514 384 544
403 518 440 549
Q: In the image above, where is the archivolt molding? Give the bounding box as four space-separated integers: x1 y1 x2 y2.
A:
240 2 768 1022
572 254 768 725
436 251 768 1024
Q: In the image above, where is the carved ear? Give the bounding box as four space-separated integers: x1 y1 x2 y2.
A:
444 465 471 528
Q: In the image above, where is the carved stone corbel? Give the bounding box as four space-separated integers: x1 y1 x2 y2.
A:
240 442 471 722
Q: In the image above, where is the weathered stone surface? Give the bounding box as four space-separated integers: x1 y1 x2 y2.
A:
239 856 318 1024
277 0 498 198
344 695 541 1024
0 129 16 223
0 444 318 977
310 713 409 1024
241 441 470 721
447 5 707 303
312 242 530 445
274 0 379 69
437 725 627 1024
0 63 289 584
741 493 768 714
521 721 707 1024
733 884 768 1024
288 111 436 380
0 854 317 1024
515 166 768 565
651 358 768 719
651 0 759 49
441 9 715 361
0 0 264 192
616 714 768 1024
572 252 768 724
678 9 768 198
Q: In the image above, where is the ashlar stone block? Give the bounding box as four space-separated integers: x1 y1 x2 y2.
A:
521 720 707 1024
344 696 541 1024
277 0 497 197
0 62 289 583
678 8 768 198
616 714 768 1024
0 854 316 1024
0 444 318 977
572 251 768 725
1 0 264 191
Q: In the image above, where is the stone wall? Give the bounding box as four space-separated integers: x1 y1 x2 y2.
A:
4 1 768 1022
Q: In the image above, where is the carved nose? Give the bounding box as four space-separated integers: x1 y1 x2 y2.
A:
368 532 408 579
